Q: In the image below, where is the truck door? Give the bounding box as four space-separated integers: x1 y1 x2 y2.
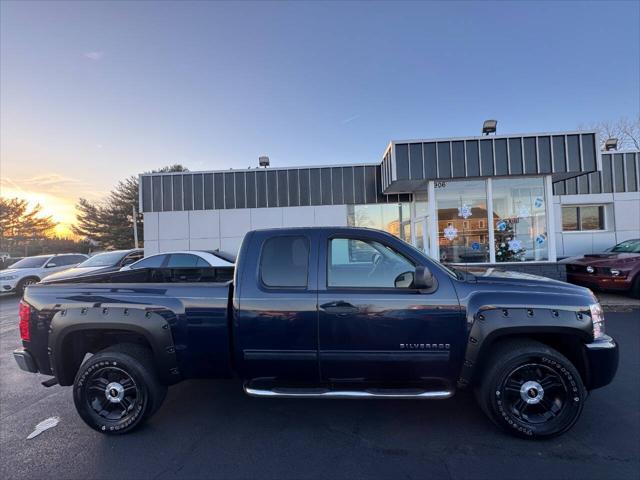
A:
234 231 320 382
317 233 463 385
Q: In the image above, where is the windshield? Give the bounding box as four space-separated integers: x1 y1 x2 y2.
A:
9 256 51 268
78 251 126 267
611 239 640 253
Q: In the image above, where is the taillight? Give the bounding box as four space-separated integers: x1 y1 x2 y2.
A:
19 300 31 341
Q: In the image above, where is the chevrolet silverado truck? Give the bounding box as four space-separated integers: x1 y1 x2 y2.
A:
14 227 618 438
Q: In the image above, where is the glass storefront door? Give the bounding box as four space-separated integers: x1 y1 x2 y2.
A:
411 217 429 254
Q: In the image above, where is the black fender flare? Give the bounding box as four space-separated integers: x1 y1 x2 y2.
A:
49 306 180 386
458 294 593 387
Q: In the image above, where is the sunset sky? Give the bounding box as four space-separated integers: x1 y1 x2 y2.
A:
1 1 639 237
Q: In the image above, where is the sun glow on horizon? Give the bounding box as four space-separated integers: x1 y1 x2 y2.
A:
1 186 78 239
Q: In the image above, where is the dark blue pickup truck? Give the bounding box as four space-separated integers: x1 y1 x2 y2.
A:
14 227 618 438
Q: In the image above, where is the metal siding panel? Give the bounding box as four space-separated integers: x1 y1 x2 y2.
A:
409 143 423 180
376 166 385 203
437 142 452 178
508 138 523 174
601 154 613 193
423 143 438 179
320 168 332 205
162 176 172 211
183 174 193 210
395 144 410 180
142 176 152 212
235 172 246 209
246 171 257 208
267 170 278 207
214 173 224 209
193 174 204 210
494 138 508 176
451 141 465 177
523 137 537 174
537 136 552 173
567 135 581 172
565 178 577 195
151 176 160 212
204 173 214 209
288 169 300 206
553 181 565 195
278 170 289 207
625 153 637 192
581 134 597 171
331 168 343 205
256 170 267 208
465 140 480 177
343 167 354 204
364 166 377 203
480 139 494 176
613 154 625 192
589 172 601 194
552 136 567 172
309 168 321 206
577 174 589 194
354 166 365 204
224 172 235 209
298 168 310 206
172 175 183 211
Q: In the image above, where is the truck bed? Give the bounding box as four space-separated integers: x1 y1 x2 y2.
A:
23 274 234 382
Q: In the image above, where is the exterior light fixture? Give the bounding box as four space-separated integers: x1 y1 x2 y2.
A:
259 156 270 168
604 138 618 151
482 120 497 135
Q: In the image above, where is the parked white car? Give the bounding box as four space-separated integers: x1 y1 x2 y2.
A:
0 253 89 295
119 250 234 271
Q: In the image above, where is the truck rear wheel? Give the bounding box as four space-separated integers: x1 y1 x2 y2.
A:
475 339 586 439
73 344 168 435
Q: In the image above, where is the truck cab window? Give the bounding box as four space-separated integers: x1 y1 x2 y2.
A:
260 236 309 288
328 238 414 288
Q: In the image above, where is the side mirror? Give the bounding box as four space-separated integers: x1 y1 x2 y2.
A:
46 262 57 268
122 258 137 266
414 265 435 290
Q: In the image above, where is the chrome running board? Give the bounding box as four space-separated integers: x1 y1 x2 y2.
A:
243 384 454 400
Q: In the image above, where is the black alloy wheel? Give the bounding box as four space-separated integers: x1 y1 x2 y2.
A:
73 344 167 434
476 339 586 439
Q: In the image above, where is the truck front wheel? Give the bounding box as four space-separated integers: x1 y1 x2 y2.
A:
475 339 586 439
73 344 168 434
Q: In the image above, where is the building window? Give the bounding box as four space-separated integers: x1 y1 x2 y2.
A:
347 203 411 241
435 180 489 263
492 177 548 262
562 206 605 231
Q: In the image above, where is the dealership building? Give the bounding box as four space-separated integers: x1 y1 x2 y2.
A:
139 129 640 278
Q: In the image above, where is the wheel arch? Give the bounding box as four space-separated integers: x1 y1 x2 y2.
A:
49 307 181 386
459 305 594 388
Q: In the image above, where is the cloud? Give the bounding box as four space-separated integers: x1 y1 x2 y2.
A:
83 51 104 61
341 114 360 125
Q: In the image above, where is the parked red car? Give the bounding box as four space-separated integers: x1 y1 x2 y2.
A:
565 239 640 298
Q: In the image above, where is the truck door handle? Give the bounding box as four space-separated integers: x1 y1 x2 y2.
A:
320 301 359 316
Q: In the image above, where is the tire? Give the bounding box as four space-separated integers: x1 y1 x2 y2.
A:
475 339 586 439
630 274 640 299
73 344 168 435
16 276 39 296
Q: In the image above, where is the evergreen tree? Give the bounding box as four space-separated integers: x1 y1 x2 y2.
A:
73 165 187 249
0 198 57 255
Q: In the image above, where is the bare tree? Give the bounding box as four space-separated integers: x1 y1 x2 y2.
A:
580 116 640 150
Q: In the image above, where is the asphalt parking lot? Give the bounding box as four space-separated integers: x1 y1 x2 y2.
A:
0 295 638 480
